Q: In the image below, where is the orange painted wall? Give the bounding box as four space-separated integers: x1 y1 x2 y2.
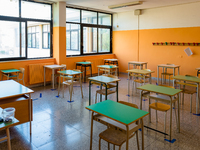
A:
0 58 55 86
53 26 66 65
113 30 139 72
113 27 200 77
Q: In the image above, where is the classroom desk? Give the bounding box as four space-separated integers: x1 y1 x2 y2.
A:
172 75 200 114
128 61 147 70
76 62 92 83
196 68 200 76
104 59 119 76
1 69 20 81
97 65 118 76
57 70 83 102
86 100 149 150
88 76 120 105
0 117 19 150
44 65 65 89
0 80 34 135
157 64 180 87
127 69 155 96
137 84 182 141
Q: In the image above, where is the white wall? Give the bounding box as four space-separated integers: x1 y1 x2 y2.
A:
113 2 200 31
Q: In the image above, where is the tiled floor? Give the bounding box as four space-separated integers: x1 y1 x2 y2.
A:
0 73 200 150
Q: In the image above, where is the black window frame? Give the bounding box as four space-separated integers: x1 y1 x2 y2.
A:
66 6 113 57
0 0 53 61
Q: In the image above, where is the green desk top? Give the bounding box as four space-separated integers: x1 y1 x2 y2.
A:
58 70 82 75
137 84 182 96
127 69 154 74
97 65 118 69
1 69 20 73
88 75 120 84
0 118 19 130
76 62 92 65
172 75 200 83
86 100 149 125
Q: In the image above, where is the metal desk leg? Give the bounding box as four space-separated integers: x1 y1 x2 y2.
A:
58 75 61 96
173 68 175 87
169 97 172 141
116 81 118 102
100 84 102 102
141 119 144 150
89 80 92 105
105 83 107 100
157 66 159 85
44 67 46 86
140 90 143 110
90 112 94 150
52 69 55 89
150 73 152 84
80 74 83 98
84 65 86 82
196 83 199 114
29 93 32 135
128 73 130 96
90 64 92 77
177 94 180 132
126 125 129 150
98 68 100 76
145 63 147 69
69 77 74 102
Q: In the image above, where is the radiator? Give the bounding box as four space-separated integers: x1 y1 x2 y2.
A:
28 63 53 85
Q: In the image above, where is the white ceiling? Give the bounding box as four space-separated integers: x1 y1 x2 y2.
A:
42 0 200 13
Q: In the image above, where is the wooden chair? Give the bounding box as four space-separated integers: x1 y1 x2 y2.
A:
148 85 177 137
18 68 25 85
62 69 83 98
132 69 151 93
161 63 174 86
94 74 118 103
99 101 139 150
54 64 67 87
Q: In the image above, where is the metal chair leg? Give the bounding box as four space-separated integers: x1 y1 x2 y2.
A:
136 130 140 150
99 138 101 150
190 94 192 113
95 92 98 104
164 112 167 138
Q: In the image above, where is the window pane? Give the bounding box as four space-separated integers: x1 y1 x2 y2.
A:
0 0 19 17
82 10 97 24
28 22 50 58
0 21 20 58
98 28 110 53
98 13 111 26
21 1 51 20
28 34 31 48
32 34 36 48
66 32 70 50
43 25 47 32
66 8 80 23
66 23 80 56
71 31 78 50
21 22 26 57
83 27 97 54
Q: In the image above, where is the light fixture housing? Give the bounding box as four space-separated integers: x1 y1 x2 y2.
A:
108 1 143 9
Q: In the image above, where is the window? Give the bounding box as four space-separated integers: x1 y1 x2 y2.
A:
43 24 50 49
66 7 112 56
28 26 39 48
0 0 52 60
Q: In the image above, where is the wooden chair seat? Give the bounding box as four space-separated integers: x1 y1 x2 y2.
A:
161 72 173 75
96 89 116 95
99 128 134 146
91 82 116 89
149 102 170 112
134 79 149 83
181 88 196 94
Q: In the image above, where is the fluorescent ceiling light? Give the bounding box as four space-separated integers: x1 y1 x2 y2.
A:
108 1 143 9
